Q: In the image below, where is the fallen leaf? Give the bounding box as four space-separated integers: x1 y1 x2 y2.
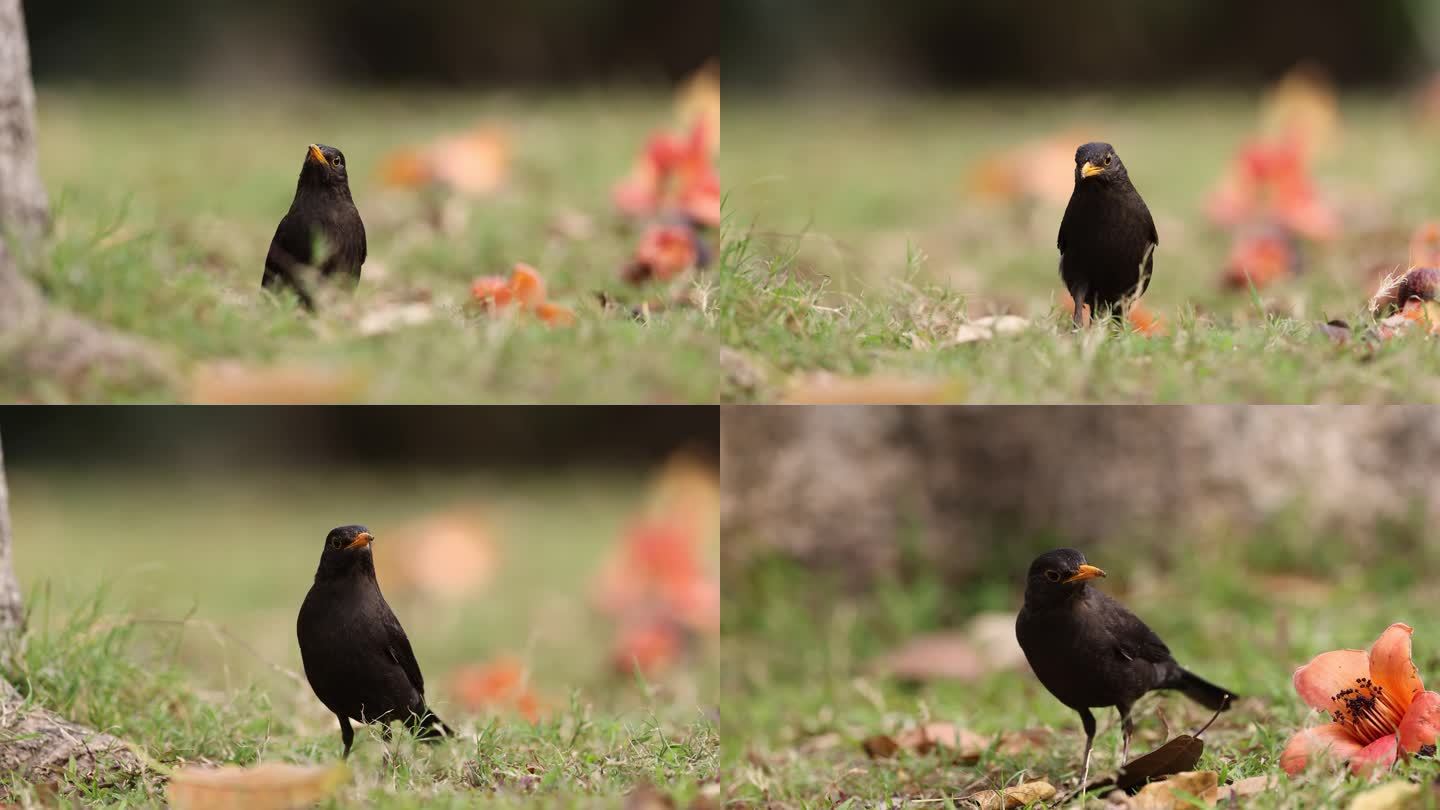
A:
1128 771 1219 809
961 780 1056 809
879 633 987 682
861 723 988 761
1215 774 1274 802
782 373 963 404
952 315 1030 345
1117 703 1225 793
167 763 348 810
188 363 368 404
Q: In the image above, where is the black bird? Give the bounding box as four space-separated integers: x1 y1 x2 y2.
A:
297 525 451 757
1015 549 1232 788
1057 142 1158 327
262 144 366 311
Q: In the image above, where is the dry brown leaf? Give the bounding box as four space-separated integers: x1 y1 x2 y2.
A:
1128 771 1219 809
1215 774 1274 802
961 780 1056 809
188 363 368 404
994 727 1053 757
167 763 348 810
861 723 988 761
782 373 963 404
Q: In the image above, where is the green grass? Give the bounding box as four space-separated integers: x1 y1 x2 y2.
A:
8 86 717 403
719 92 1440 402
1 468 718 806
721 511 1440 807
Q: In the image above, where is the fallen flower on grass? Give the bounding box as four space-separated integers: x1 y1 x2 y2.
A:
960 781 1056 810
613 119 719 228
379 126 511 197
1060 295 1165 336
1281 623 1440 777
374 507 497 599
1205 137 1339 241
449 656 546 723
952 315 1029 345
470 263 577 327
1371 266 1440 317
622 222 708 284
1222 228 1301 291
167 763 348 810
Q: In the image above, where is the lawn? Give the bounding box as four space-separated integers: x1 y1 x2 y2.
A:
718 91 1440 402
10 86 717 403
721 515 1440 807
1 467 719 806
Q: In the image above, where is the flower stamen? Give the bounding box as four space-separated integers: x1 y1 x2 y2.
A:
1330 678 1402 745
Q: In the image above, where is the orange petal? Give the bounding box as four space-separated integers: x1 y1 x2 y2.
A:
534 301 576 327
1294 648 1371 714
1369 623 1423 713
470 276 513 308
509 263 546 308
1399 690 1440 755
1280 723 1365 775
1348 733 1399 777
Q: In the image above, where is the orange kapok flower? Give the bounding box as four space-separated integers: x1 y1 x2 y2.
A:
1281 623 1440 777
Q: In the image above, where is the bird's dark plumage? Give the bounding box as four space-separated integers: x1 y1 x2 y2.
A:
1015 548 1232 787
1057 142 1158 327
297 525 450 757
262 144 366 311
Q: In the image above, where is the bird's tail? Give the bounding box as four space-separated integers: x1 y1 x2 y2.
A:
411 706 454 742
1171 667 1235 711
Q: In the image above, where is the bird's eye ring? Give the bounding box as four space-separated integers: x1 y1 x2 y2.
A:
1103 154 1113 166
329 537 343 549
1044 569 1062 582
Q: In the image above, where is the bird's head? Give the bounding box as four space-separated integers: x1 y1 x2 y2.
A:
1025 548 1106 603
1073 142 1127 185
314 524 375 579
299 143 350 190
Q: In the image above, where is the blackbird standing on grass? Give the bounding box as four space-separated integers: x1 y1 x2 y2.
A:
262 144 366 311
297 525 451 757
1057 142 1158 327
1015 549 1233 789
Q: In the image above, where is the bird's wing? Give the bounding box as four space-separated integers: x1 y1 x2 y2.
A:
1094 590 1172 664
380 610 426 696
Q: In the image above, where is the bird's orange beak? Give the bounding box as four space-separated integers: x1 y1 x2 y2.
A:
344 532 373 550
308 144 328 166
1063 563 1106 583
1080 161 1104 178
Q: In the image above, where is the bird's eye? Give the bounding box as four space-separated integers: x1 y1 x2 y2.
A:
329 537 343 549
1104 154 1113 166
1044 570 1062 582
333 158 343 169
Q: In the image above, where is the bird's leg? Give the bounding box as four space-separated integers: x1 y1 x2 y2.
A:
1117 703 1135 766
1078 708 1097 791
337 715 354 758
1071 285 1088 329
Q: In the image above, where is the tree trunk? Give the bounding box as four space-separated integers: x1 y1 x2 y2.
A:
0 433 20 632
0 430 146 789
0 0 47 239
0 0 172 397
